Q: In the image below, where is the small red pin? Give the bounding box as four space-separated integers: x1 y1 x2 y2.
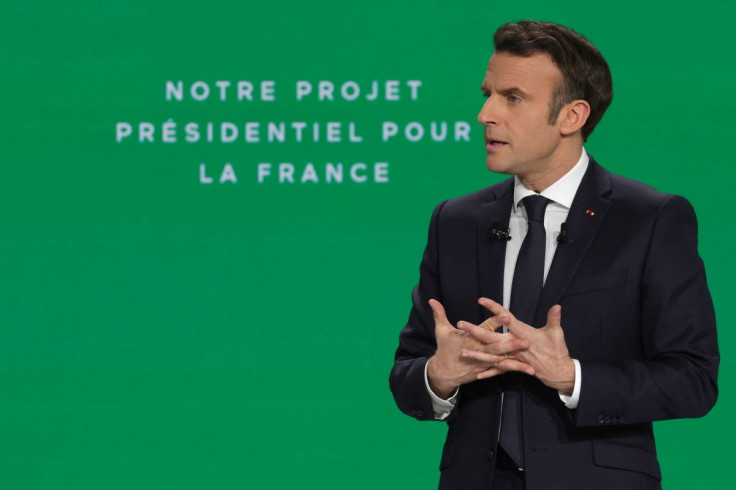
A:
585 209 596 216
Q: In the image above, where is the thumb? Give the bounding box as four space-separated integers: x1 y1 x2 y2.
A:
546 305 562 329
428 299 452 329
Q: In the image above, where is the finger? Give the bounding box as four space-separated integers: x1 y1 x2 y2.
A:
497 358 536 376
503 315 535 339
546 304 562 329
460 349 506 364
478 317 497 331
478 315 513 332
457 321 495 343
459 322 530 353
476 358 535 379
478 297 510 317
476 367 503 379
428 299 452 327
476 359 535 379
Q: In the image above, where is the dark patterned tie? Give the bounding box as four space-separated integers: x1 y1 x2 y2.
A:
500 194 550 469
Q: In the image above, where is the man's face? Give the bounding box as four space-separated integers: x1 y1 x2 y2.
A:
478 52 567 179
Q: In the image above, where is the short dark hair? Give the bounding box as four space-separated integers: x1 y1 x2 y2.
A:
493 20 613 141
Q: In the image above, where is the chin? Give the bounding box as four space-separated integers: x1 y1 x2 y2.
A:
485 156 513 176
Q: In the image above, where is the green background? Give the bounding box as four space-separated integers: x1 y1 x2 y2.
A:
1 1 733 488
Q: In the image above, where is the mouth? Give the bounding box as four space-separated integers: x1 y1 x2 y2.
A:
485 137 508 150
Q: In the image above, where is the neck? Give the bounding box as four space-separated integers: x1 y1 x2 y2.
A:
518 141 583 193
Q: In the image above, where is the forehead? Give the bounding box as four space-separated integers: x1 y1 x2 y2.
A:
483 52 561 93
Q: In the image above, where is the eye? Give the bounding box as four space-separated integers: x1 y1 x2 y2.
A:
508 94 521 104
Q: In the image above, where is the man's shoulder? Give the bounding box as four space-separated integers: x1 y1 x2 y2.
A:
436 178 514 214
592 159 686 212
430 159 691 219
607 171 667 200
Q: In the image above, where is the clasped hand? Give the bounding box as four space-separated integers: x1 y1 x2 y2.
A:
427 297 575 398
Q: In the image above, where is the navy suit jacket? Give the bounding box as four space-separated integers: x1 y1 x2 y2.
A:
389 159 719 490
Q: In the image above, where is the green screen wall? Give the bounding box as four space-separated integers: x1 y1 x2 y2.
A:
1 1 734 488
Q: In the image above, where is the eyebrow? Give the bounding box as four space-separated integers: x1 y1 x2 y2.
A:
479 84 529 97
500 87 528 96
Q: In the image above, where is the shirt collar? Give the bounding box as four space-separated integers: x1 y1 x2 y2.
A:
513 148 589 211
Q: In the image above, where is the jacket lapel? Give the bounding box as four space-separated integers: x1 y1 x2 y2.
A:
477 179 515 321
534 159 613 325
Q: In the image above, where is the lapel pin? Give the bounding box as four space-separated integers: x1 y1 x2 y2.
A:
585 209 596 216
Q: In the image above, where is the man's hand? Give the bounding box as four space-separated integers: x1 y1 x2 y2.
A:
426 299 533 399
459 297 575 395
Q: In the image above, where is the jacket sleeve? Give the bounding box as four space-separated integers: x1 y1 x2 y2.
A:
389 201 449 421
572 195 719 427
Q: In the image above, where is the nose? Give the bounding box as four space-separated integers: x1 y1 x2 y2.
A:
477 96 498 125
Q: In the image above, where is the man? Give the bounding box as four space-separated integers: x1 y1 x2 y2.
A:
389 20 719 490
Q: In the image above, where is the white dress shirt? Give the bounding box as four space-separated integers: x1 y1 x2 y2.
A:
426 149 589 419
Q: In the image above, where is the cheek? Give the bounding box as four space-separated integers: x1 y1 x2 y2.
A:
528 119 559 143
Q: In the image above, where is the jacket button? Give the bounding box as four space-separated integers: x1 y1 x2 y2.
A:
597 415 605 424
488 450 495 462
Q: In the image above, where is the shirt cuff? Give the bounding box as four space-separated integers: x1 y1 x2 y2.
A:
424 361 458 420
558 358 581 409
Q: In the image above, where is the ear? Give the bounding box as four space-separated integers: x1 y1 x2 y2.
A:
559 100 591 136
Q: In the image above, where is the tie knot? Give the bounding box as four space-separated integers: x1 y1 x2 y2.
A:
522 195 550 223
